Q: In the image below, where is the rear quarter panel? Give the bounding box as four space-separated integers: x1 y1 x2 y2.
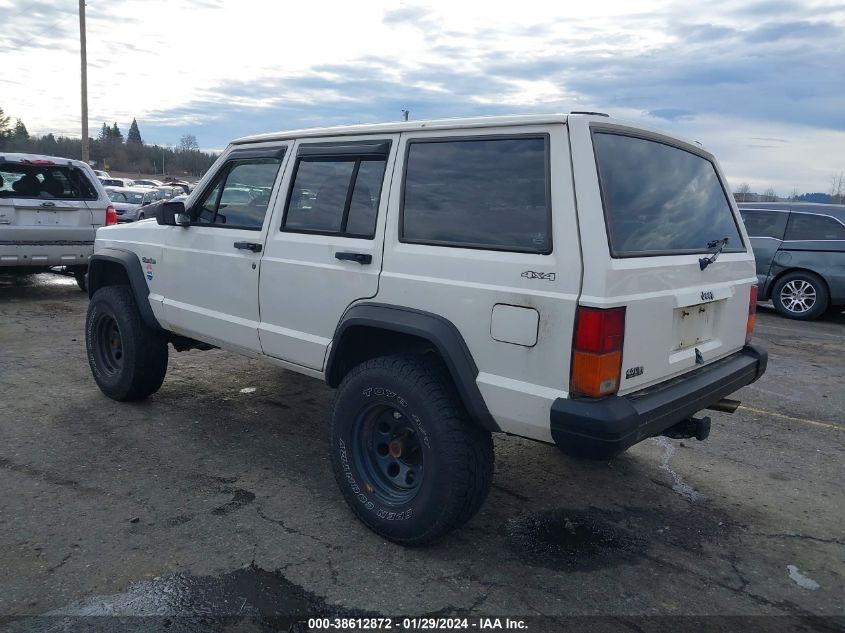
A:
771 243 845 305
375 123 582 442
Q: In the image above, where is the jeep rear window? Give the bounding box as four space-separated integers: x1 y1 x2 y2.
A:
401 137 550 253
0 164 98 201
593 132 743 257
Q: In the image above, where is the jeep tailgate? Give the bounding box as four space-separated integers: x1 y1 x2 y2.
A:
568 116 757 396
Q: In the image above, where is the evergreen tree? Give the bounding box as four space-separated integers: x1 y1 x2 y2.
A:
7 118 30 151
99 122 110 141
0 107 10 148
127 118 143 145
111 122 124 143
13 118 29 142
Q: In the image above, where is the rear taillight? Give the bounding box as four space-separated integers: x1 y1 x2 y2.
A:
746 285 758 343
570 306 626 398
106 205 117 226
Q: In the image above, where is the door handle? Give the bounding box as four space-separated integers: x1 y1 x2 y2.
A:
335 251 372 265
233 241 262 253
40 201 56 207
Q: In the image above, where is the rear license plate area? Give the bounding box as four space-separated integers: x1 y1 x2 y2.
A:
672 302 716 351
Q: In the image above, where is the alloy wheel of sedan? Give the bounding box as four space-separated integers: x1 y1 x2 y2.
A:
779 279 817 314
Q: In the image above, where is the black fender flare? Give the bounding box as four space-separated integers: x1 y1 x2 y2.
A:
87 248 162 330
326 303 500 432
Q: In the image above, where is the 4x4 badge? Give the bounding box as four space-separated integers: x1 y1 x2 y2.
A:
522 271 555 281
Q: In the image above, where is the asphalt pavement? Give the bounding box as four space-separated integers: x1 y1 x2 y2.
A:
0 272 842 632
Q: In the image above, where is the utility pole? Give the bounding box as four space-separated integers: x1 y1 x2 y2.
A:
79 0 89 162
402 109 410 121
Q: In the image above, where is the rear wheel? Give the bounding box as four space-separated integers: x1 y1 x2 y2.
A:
772 271 829 320
329 355 493 546
86 285 168 400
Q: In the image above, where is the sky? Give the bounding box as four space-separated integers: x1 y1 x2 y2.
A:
1 0 844 194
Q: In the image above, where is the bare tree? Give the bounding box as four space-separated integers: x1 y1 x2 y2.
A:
179 134 198 152
829 172 844 205
789 187 800 201
735 182 751 203
761 187 777 202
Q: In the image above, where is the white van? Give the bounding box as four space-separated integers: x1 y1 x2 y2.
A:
84 113 767 544
0 153 115 289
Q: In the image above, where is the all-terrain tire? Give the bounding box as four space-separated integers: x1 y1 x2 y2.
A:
329 354 494 546
771 271 829 320
86 285 169 401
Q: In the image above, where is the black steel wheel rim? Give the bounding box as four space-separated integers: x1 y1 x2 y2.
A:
94 313 123 375
352 403 425 505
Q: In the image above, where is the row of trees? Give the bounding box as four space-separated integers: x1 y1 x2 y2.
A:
734 174 845 205
0 106 216 178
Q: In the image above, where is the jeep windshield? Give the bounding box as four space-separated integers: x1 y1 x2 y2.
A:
592 131 744 257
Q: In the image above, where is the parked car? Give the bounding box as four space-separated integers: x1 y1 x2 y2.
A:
133 194 188 220
738 202 845 319
153 185 184 201
162 179 191 194
106 186 159 222
100 177 135 188
85 113 766 545
134 179 163 188
93 169 110 179
0 153 115 290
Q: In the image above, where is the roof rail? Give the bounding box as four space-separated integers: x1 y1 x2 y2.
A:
570 111 609 117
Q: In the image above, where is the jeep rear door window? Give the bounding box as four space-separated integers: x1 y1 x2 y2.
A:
739 209 788 239
593 132 743 257
785 213 845 241
283 151 388 238
401 137 550 253
194 157 282 230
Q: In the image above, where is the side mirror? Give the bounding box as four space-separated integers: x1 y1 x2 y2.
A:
156 201 191 227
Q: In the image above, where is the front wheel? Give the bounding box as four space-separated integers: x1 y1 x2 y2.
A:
86 285 169 400
329 355 494 546
772 271 829 320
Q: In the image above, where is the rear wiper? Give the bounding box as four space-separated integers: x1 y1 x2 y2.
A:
699 237 729 270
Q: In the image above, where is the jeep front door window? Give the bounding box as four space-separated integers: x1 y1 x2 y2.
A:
194 158 282 229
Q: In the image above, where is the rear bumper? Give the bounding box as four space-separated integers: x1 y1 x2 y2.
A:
0 239 94 267
550 345 768 460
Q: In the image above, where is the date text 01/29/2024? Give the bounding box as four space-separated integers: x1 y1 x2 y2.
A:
307 617 528 630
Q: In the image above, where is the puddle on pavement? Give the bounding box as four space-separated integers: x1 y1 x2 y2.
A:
505 505 734 571
504 508 646 571
8 565 362 632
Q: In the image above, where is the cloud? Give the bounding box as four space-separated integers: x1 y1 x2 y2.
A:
649 108 696 121
2 0 844 192
382 5 432 25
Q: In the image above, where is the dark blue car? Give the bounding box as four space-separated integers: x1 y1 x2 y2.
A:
738 202 845 320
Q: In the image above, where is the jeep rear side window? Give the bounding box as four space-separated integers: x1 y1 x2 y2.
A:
785 213 845 241
593 132 743 257
194 158 282 230
401 137 550 253
283 154 387 239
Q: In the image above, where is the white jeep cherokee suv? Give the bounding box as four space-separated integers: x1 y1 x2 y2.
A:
84 114 767 545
